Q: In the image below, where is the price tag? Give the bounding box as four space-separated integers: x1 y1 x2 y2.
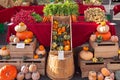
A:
16 43 25 48
58 51 64 60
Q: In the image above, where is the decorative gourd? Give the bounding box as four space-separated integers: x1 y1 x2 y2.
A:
88 71 97 80
17 72 24 80
95 31 111 41
13 37 20 43
0 46 10 56
29 63 37 72
110 35 119 42
90 34 96 42
104 76 113 80
24 38 32 44
25 72 32 80
97 22 109 33
9 35 16 42
97 72 104 80
0 65 17 80
101 67 111 76
21 65 29 74
14 22 27 32
34 54 39 59
64 45 71 51
79 46 93 60
32 71 40 80
16 31 33 40
36 45 46 56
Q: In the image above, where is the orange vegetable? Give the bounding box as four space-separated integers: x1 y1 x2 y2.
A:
39 45 45 51
101 67 111 76
83 46 89 51
1 46 7 50
64 45 70 51
34 54 39 59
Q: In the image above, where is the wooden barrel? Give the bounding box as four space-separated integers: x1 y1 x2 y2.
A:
46 53 74 80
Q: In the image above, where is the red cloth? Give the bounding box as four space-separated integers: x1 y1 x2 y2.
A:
7 20 116 48
113 4 120 15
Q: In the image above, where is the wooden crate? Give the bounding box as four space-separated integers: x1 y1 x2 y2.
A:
89 40 119 58
80 59 106 78
9 38 36 52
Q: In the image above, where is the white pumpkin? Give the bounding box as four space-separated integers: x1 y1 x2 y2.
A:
21 65 29 74
17 72 24 80
110 35 119 42
0 46 10 56
13 37 20 43
9 35 16 42
97 25 109 33
25 72 32 80
29 63 37 72
32 71 40 80
14 22 27 32
90 34 96 42
104 76 113 80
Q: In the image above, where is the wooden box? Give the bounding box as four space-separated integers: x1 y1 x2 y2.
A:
80 59 106 78
90 40 119 58
50 16 72 55
9 38 36 52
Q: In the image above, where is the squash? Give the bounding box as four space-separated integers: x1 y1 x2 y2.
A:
25 72 32 80
21 65 29 74
16 31 33 40
29 63 37 72
97 22 109 33
17 72 24 80
36 45 46 56
13 37 20 43
101 67 111 76
97 72 104 80
90 34 96 42
79 46 93 60
0 46 10 56
110 35 118 42
14 22 27 32
34 54 39 59
88 71 97 80
95 31 111 41
24 38 32 44
64 45 71 51
9 35 16 42
104 76 113 80
32 71 40 80
0 65 17 80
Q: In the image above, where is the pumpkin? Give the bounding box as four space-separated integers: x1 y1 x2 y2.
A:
95 31 111 41
79 46 93 60
32 71 40 80
13 37 20 43
17 72 24 80
9 35 16 42
0 65 17 80
97 22 109 33
34 54 39 59
29 63 37 72
21 65 29 74
101 67 111 76
97 72 104 80
25 72 32 80
0 46 10 56
14 22 27 32
64 45 71 51
16 31 33 40
88 71 97 80
110 35 119 42
90 34 96 42
104 76 113 80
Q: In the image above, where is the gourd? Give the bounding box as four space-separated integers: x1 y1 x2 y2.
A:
36 45 46 56
88 71 97 80
0 46 10 56
29 63 37 72
104 76 113 80
101 67 111 76
79 46 93 60
97 72 104 80
21 65 29 74
97 22 109 33
90 34 96 42
9 35 16 42
24 38 32 44
110 35 118 42
34 54 39 59
64 45 71 51
14 22 27 32
95 31 111 41
13 37 20 43
32 71 40 80
16 31 33 40
0 65 17 80
25 72 32 80
17 72 24 80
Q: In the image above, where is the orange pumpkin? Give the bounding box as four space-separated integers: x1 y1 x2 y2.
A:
101 67 111 76
88 71 97 80
0 65 17 80
95 31 111 41
16 31 33 40
64 45 71 51
97 72 104 80
34 54 39 59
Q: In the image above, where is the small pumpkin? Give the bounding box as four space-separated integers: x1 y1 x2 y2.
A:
0 65 17 80
104 76 113 80
14 22 27 32
32 71 40 80
88 71 97 80
64 45 71 51
110 35 119 42
90 34 96 42
21 65 29 74
97 72 104 80
34 54 39 59
97 23 109 33
17 72 24 80
0 46 10 56
9 35 16 42
29 63 37 72
101 67 111 76
16 31 33 40
13 37 20 43
36 45 46 56
80 46 93 60
25 72 32 80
